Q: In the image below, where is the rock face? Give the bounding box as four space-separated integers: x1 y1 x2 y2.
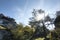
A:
0 13 17 30
0 13 17 40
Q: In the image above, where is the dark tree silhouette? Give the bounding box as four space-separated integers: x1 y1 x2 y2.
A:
29 9 50 40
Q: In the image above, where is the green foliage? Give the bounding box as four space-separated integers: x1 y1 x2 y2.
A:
46 29 60 40
11 23 34 40
24 26 34 35
35 38 44 40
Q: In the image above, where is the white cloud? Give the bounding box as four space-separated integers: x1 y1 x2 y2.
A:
12 0 29 24
47 24 55 30
45 21 55 30
12 6 32 25
12 7 24 23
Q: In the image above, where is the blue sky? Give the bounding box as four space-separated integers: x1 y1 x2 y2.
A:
0 0 60 25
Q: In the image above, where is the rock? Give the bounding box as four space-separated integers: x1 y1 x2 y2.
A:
0 13 17 30
0 13 17 40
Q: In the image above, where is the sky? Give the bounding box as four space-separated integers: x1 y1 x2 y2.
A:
0 0 60 26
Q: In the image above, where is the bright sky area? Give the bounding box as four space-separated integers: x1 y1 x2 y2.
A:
0 0 60 26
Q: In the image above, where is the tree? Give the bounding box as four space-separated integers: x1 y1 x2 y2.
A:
54 11 60 28
11 23 34 40
52 11 60 40
29 9 50 40
11 23 24 40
